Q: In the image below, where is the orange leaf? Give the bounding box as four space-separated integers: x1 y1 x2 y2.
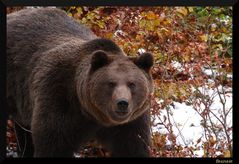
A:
146 11 157 20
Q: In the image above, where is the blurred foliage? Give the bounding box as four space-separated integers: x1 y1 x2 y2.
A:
63 7 232 93
6 7 24 14
7 6 232 158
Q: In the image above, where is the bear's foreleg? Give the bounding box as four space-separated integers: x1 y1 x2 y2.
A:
98 112 151 157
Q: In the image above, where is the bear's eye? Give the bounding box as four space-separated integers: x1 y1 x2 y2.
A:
128 82 136 90
108 82 116 88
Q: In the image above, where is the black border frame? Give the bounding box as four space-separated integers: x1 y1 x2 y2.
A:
1 0 238 6
0 2 6 163
1 0 238 163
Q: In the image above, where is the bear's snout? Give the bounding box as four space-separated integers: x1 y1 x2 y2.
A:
112 85 132 116
116 99 129 115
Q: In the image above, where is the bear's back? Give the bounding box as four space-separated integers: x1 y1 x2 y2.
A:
7 7 97 60
7 7 97 41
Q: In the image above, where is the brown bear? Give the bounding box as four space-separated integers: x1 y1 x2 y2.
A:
7 8 154 157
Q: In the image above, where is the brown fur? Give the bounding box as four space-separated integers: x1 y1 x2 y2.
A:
7 8 154 157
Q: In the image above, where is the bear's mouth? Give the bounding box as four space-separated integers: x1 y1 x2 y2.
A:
108 110 132 123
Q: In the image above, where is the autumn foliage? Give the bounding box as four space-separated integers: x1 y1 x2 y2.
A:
7 7 232 158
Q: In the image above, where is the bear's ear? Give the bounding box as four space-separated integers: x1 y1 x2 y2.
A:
90 50 110 72
132 53 154 72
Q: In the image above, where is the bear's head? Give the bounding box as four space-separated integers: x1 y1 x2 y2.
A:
78 50 154 127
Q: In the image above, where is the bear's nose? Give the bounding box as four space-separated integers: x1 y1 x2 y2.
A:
116 100 129 115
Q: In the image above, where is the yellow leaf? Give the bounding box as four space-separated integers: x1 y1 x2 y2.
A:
199 34 208 42
97 21 105 29
224 150 231 157
163 18 171 25
176 7 188 17
67 13 72 17
222 26 227 33
160 27 169 33
153 19 161 26
81 17 87 24
76 7 83 15
212 44 223 50
156 31 163 38
183 54 191 62
188 7 194 13
136 34 143 41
